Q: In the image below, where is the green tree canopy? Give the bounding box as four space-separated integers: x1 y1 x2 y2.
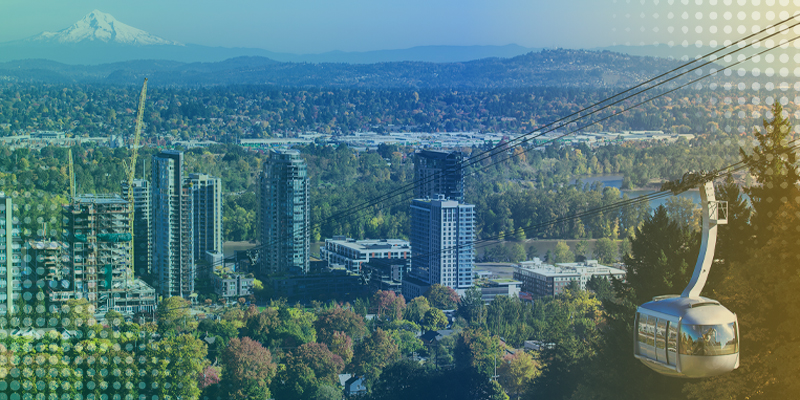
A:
351 328 400 382
457 286 487 327
593 237 617 265
553 240 575 264
421 308 449 332
404 296 431 323
454 328 503 377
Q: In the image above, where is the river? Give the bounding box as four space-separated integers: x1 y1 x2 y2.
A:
573 174 702 210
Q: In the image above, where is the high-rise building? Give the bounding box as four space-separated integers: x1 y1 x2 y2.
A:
413 150 464 202
0 195 21 314
61 194 132 312
188 173 223 261
152 151 194 298
121 179 152 277
403 195 475 299
260 149 309 275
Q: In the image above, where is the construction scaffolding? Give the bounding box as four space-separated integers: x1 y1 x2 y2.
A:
24 241 67 285
61 194 155 314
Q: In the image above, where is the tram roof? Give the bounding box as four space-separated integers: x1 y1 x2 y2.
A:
638 296 737 326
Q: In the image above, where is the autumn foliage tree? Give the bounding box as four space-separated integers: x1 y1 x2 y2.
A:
454 328 503 377
373 290 406 321
315 306 368 346
220 337 277 400
328 330 354 365
243 308 280 347
497 351 540 400
425 284 460 309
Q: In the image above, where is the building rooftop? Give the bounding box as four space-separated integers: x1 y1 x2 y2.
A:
271 148 301 156
325 237 410 251
516 259 626 277
71 194 128 204
111 278 155 292
411 195 472 206
417 149 462 159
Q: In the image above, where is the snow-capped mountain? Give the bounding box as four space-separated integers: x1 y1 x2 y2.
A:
0 9 535 65
30 10 182 46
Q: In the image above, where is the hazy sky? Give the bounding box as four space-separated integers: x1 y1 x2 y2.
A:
0 0 796 54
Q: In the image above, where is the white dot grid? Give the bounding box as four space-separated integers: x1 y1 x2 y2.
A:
612 0 800 142
0 2 797 399
0 303 205 400
611 0 800 274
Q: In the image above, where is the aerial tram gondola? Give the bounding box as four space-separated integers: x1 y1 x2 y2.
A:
634 174 739 378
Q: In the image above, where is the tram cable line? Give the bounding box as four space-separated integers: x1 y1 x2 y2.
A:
322 14 800 227
294 23 800 263
169 138 799 314
159 138 798 314
182 30 800 288
167 25 800 297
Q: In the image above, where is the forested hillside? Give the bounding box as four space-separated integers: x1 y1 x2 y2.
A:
0 81 791 139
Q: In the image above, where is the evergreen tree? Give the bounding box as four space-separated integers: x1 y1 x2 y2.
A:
682 102 800 400
707 175 751 292
457 287 487 327
569 205 699 400
622 205 698 305
738 102 800 245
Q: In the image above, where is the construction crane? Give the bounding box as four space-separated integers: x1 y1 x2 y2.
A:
123 78 148 283
68 148 75 200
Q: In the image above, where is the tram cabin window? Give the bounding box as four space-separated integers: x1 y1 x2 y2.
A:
667 322 678 366
679 323 738 356
655 319 667 363
636 313 680 365
636 313 658 359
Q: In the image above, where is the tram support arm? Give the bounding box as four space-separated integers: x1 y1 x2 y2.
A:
681 181 727 298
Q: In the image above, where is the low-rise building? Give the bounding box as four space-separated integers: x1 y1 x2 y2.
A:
513 259 625 297
109 278 157 315
479 279 522 304
270 265 368 302
361 258 410 295
321 237 410 273
212 269 255 302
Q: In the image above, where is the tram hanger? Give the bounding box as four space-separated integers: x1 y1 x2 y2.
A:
633 174 739 378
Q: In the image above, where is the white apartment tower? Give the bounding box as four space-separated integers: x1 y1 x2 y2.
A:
189 173 223 260
260 149 309 275
152 151 194 298
0 195 21 314
403 195 475 299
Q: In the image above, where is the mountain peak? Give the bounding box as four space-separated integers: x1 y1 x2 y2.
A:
32 10 182 46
